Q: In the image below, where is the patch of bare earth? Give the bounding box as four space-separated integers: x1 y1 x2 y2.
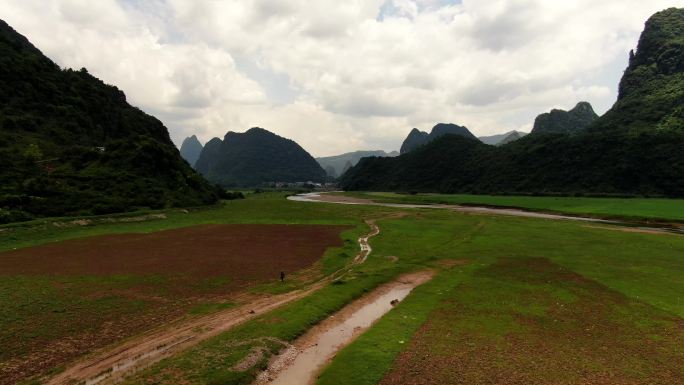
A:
380 258 684 385
313 194 376 204
583 225 679 235
0 224 348 385
434 259 470 268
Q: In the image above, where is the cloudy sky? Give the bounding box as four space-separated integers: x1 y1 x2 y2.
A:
1 1 681 156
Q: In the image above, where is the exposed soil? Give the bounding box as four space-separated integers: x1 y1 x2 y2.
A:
315 194 376 205
379 258 684 385
0 224 348 279
583 225 679 235
0 224 349 385
47 289 317 385
34 221 381 385
288 192 375 205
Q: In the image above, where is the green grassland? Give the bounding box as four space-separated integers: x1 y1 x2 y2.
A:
336 191 684 222
317 212 684 385
0 192 394 384
2 192 683 384
0 192 392 253
122 196 683 385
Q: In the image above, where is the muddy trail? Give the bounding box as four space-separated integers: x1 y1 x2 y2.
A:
289 193 684 235
45 220 383 385
255 270 434 385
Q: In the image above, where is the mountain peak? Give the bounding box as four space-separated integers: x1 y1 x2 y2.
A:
571 101 595 114
592 7 684 133
430 123 477 140
531 102 599 134
180 135 204 167
400 128 429 154
195 128 325 186
400 123 478 154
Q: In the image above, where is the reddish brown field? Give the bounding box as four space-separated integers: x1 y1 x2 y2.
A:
0 224 348 385
0 224 347 279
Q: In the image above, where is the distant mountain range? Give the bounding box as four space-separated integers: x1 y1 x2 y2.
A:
316 150 399 178
531 102 599 134
0 19 219 222
400 123 478 154
341 8 684 197
180 135 203 167
478 130 528 146
195 127 326 187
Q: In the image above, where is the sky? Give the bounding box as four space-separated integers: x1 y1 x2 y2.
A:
1 0 681 156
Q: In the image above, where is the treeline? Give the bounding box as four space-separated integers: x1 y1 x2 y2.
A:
341 130 684 197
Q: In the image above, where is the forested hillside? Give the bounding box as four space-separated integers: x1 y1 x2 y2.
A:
195 127 326 187
0 20 219 223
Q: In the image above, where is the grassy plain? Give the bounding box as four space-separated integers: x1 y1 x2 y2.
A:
3 192 683 384
0 193 391 384
121 196 684 385
316 210 684 385
337 191 684 222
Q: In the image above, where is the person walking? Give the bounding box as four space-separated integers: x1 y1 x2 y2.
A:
280 271 285 282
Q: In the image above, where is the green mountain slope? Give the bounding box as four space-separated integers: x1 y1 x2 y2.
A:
341 8 684 197
342 130 684 196
531 102 599 134
0 20 219 222
592 7 684 133
400 123 479 154
195 127 326 187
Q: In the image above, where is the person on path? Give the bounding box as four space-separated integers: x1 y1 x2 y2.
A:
280 271 285 282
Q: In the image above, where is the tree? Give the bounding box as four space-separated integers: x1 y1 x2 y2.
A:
23 144 43 160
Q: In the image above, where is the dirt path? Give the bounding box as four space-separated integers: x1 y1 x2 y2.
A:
356 219 379 263
46 221 384 385
254 270 434 385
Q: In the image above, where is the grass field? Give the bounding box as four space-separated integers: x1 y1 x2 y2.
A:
2 192 683 384
337 191 684 222
119 196 684 385
0 193 391 384
315 210 684 385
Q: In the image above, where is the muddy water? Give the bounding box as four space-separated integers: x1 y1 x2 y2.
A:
289 193 684 235
288 192 612 222
256 272 431 385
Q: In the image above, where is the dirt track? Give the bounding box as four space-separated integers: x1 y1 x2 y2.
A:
1 224 348 385
44 221 382 385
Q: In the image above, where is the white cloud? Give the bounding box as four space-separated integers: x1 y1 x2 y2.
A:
0 0 681 156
